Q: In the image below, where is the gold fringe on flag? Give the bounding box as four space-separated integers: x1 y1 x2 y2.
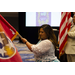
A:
11 31 19 41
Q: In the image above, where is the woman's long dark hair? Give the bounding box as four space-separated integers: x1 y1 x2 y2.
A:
38 24 58 48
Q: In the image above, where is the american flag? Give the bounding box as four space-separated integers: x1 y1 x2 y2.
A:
59 12 71 58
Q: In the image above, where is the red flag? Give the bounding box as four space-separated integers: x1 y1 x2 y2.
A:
0 15 22 62
59 12 71 58
0 14 19 41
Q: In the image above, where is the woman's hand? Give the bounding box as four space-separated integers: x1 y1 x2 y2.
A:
21 37 33 51
21 38 27 43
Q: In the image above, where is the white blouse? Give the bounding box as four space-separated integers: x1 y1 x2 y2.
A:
31 39 57 62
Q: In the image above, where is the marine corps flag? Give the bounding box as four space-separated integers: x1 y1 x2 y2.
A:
0 15 22 62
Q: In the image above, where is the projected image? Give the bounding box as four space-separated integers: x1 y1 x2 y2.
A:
26 12 61 27
36 12 51 26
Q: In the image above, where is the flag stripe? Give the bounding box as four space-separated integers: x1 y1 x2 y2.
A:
59 18 67 34
59 29 67 46
59 23 67 39
59 12 67 36
60 13 67 28
61 12 66 22
59 35 67 53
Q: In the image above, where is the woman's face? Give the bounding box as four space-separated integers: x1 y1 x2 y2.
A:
39 28 47 40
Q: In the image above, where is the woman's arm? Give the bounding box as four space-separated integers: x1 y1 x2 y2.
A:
21 38 33 51
31 40 51 54
21 38 51 54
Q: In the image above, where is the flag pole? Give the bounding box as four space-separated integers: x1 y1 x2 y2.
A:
18 33 23 39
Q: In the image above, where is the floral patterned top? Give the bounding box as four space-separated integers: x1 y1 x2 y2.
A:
31 39 57 62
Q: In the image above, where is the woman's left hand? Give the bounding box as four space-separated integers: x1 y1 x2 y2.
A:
21 38 27 43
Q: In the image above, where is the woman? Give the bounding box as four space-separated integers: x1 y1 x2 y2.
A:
21 24 60 62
